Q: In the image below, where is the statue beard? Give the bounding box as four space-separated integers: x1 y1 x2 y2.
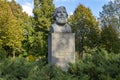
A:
55 17 67 25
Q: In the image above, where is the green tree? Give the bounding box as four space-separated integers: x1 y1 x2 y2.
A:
8 0 31 30
0 1 24 58
21 17 36 57
33 0 55 32
99 0 120 36
99 0 120 53
69 4 100 58
33 0 55 57
8 0 38 58
101 26 120 53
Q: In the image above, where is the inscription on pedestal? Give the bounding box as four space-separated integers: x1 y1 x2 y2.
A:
48 33 75 71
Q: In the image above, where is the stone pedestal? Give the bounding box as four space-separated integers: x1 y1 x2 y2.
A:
48 33 75 71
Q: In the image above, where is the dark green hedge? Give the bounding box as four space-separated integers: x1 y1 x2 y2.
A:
0 48 120 80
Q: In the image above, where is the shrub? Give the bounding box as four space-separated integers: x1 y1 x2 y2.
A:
68 48 120 80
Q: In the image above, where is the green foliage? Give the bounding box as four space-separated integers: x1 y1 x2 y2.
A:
69 4 100 57
33 0 55 31
26 62 75 80
101 26 120 53
21 17 36 57
0 48 120 80
33 0 55 57
0 57 71 80
0 1 36 59
0 58 33 80
68 48 120 80
99 0 120 30
8 0 36 58
0 47 6 60
99 0 120 54
24 32 47 57
33 0 55 32
0 1 24 58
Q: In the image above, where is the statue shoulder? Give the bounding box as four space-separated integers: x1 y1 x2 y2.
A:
66 24 71 28
65 23 72 32
50 24 56 33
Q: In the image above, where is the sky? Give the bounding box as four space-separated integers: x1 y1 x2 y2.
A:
8 0 113 18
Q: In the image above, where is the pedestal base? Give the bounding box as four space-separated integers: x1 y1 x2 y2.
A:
48 33 75 71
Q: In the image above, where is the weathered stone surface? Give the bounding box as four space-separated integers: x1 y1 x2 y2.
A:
48 33 75 71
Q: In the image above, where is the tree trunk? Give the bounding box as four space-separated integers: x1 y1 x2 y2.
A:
13 49 16 59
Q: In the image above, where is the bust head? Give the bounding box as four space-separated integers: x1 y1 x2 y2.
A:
53 6 68 25
50 6 71 33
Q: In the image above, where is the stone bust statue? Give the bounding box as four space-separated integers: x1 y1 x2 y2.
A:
50 6 71 33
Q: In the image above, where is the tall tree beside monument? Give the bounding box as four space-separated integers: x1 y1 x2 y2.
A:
8 0 36 58
33 0 55 32
69 4 100 58
48 6 75 71
99 0 120 35
33 0 55 57
0 1 24 58
99 0 120 54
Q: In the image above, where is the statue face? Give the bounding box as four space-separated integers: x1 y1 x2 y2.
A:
55 8 67 25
